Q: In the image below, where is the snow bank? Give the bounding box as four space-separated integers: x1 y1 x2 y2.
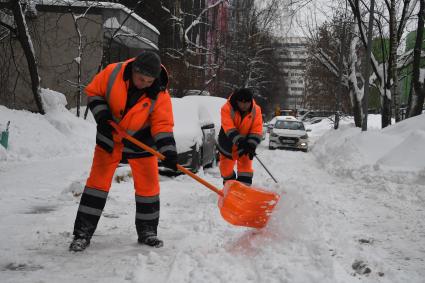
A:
0 89 95 162
0 90 219 162
312 114 425 182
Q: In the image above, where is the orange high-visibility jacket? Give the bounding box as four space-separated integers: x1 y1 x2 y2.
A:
85 58 176 158
217 95 263 159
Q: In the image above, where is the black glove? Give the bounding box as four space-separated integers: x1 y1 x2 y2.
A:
238 140 256 160
96 116 115 139
245 142 256 160
162 151 178 171
237 139 248 154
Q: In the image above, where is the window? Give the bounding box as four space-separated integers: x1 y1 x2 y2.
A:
275 121 305 130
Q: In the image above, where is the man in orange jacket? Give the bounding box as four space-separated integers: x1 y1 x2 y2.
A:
69 51 177 251
217 88 263 186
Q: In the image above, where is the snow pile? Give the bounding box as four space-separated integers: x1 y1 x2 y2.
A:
0 90 218 163
0 88 94 162
312 114 425 181
305 114 384 140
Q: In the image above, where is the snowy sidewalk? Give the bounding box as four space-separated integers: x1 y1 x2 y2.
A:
1 141 424 283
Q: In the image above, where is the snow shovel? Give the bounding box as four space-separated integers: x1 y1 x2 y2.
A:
110 122 280 229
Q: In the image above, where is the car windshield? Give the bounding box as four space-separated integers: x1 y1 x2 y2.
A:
274 120 305 130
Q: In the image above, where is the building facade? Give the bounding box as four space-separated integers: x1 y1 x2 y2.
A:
0 1 158 110
274 37 307 110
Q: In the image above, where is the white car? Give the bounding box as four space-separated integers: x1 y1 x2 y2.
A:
269 116 310 152
181 95 227 140
180 95 227 165
160 97 216 172
266 115 287 133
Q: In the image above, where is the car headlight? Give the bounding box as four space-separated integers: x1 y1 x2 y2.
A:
270 133 278 137
300 134 308 139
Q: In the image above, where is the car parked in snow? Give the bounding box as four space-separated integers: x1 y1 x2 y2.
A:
180 95 226 139
299 110 333 123
268 116 311 152
180 95 227 164
158 97 216 173
266 115 287 133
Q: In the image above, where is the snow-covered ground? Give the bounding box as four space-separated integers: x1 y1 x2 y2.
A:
0 91 424 283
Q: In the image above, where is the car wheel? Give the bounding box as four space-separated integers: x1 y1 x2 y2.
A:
269 144 276 150
203 152 216 169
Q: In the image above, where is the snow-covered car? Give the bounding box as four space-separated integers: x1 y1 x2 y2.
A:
269 116 310 152
181 95 226 139
308 117 327 124
158 97 216 173
300 110 333 122
181 95 227 164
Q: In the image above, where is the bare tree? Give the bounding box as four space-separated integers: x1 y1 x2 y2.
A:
348 0 418 128
68 3 98 117
1 0 44 113
223 0 285 97
407 0 425 117
154 0 228 96
306 14 364 127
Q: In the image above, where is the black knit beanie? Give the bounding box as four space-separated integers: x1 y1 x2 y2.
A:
234 88 253 102
132 51 161 78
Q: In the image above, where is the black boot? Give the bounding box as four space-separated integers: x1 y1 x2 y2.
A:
70 187 108 252
137 229 163 248
236 172 253 186
135 194 162 247
69 236 90 252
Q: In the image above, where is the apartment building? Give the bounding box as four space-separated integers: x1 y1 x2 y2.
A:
274 37 308 109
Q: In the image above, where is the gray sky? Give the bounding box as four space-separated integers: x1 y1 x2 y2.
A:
276 0 335 38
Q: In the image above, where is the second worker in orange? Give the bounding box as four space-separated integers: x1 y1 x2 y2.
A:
217 88 263 186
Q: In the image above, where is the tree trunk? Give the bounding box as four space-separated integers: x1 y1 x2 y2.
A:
72 12 83 117
389 0 400 122
407 0 425 117
352 91 363 127
382 95 392 127
11 0 44 114
335 22 346 130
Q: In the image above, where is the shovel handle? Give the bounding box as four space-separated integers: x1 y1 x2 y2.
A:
109 122 223 197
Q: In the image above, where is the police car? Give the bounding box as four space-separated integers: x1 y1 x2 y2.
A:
268 116 310 152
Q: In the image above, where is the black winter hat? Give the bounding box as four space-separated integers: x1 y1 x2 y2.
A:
233 88 253 102
132 51 161 78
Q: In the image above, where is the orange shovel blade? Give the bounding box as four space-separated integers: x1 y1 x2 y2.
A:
218 180 280 229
